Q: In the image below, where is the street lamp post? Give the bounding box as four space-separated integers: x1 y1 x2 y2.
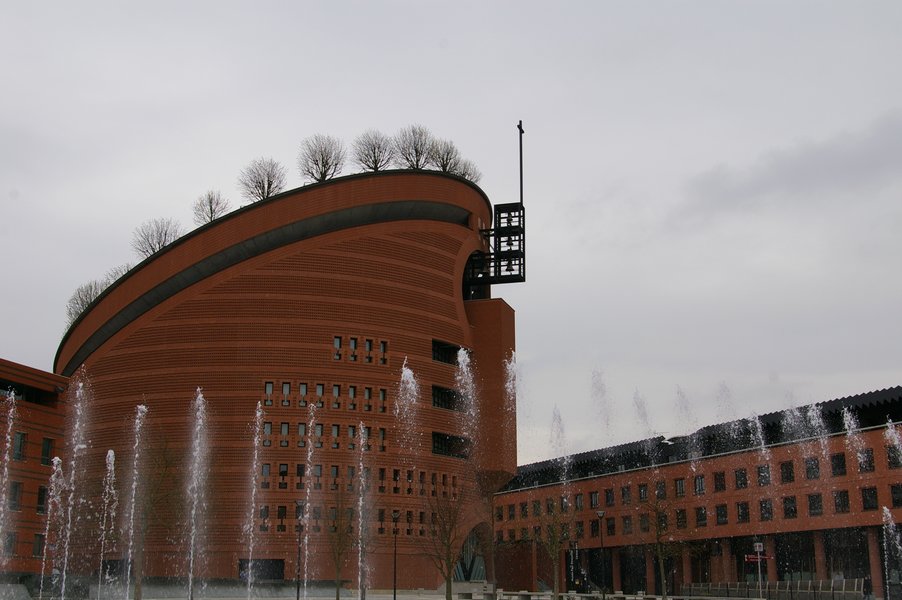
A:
392 510 401 600
596 511 606 600
296 500 304 600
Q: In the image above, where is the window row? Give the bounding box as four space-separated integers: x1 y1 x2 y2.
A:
257 465 459 496
332 336 388 364
251 503 444 536
262 381 389 411
495 484 902 541
262 422 386 450
8 433 55 466
2 532 45 558
5 482 50 513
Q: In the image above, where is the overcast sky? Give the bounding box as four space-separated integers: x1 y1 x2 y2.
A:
2 2 901 465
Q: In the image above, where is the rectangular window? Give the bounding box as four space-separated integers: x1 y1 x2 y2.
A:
262 463 270 477
532 500 541 516
736 501 750 523
282 382 290 396
297 464 305 477
432 340 458 364
715 504 727 525
676 508 687 529
315 424 323 437
332 384 340 398
780 461 795 483
859 448 875 473
620 486 631 505
832 452 847 476
675 478 685 498
13 432 26 460
33 533 44 557
575 493 584 510
638 484 648 501
760 499 773 521
9 481 21 510
892 484 902 508
757 464 771 486
735 468 748 489
508 504 515 520
37 486 48 514
622 515 633 534
606 517 615 536
520 502 528 518
655 480 666 500
695 506 707 527
575 521 584 539
862 487 878 511
694 475 705 495
834 490 850 513
279 463 289 477
298 423 306 436
590 520 600 538
300 383 308 396
41 438 54 466
316 384 324 397
783 496 797 519
604 488 614 507
265 381 273 396
590 491 599 508
4 532 16 556
713 471 726 492
639 514 649 532
808 493 823 516
888 445 902 469
432 386 462 411
280 422 289 436
331 424 340 437
805 457 820 480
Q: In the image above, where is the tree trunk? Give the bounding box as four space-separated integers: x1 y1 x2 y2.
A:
656 547 667 600
445 574 453 600
552 554 560 600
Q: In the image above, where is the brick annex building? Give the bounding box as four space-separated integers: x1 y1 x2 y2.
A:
494 386 902 600
48 171 524 590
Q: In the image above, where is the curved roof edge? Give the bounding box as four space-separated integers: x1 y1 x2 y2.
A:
57 193 473 376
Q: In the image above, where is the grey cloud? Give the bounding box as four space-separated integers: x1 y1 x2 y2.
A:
682 111 902 216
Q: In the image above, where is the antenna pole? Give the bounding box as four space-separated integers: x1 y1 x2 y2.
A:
517 120 525 206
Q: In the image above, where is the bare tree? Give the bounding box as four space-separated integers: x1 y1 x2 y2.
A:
299 134 346 183
131 217 183 259
454 159 482 184
418 490 467 600
532 494 573 600
638 494 681 599
353 129 396 172
393 125 434 169
237 157 287 203
65 279 106 327
192 190 231 225
428 138 463 172
104 263 132 284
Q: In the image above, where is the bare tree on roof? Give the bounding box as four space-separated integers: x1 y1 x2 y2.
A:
299 134 346 183
237 157 287 203
65 279 106 328
104 263 132 284
428 138 463 173
393 124 434 169
353 129 396 172
131 217 183 259
192 189 231 225
454 159 482 184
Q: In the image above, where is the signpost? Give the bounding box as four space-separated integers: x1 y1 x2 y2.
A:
753 542 765 599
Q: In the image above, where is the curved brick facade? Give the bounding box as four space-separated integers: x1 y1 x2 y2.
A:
54 171 517 589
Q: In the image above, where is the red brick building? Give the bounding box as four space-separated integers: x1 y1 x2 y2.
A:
0 358 68 583
52 171 521 590
495 387 902 600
